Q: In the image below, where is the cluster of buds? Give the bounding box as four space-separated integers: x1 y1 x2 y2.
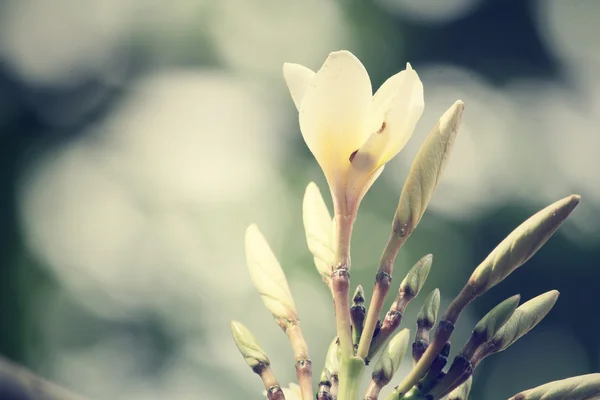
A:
231 50 600 400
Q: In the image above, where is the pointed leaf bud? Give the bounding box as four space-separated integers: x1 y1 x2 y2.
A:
246 224 298 327
400 254 433 300
231 320 270 372
372 329 410 385
324 338 341 377
461 294 520 360
352 285 365 305
508 373 600 400
469 195 580 296
302 182 334 286
485 291 559 358
447 376 473 400
417 288 440 330
474 294 521 342
394 100 464 238
351 285 366 346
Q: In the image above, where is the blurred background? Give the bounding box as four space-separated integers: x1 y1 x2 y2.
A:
1 0 599 399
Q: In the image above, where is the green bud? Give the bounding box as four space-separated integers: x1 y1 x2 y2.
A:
302 182 334 285
319 368 332 385
372 329 410 385
400 254 433 299
324 338 341 377
473 294 520 343
246 224 298 327
487 290 559 355
508 373 600 400
469 196 580 296
417 288 440 329
352 285 365 305
447 376 473 400
394 100 464 237
230 320 270 371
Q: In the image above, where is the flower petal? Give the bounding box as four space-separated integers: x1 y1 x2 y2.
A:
283 63 315 110
299 50 373 187
346 165 385 215
370 69 408 132
351 64 424 173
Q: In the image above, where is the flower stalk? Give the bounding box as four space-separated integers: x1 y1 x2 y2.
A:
366 255 432 363
232 49 587 400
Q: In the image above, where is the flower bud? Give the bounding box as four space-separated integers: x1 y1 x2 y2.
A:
394 100 464 238
486 291 559 356
400 254 433 299
324 338 341 377
231 320 270 372
302 182 334 286
469 196 580 296
508 373 600 400
474 294 521 343
352 285 365 305
372 329 410 385
447 376 473 400
459 294 520 361
417 288 440 330
246 224 298 327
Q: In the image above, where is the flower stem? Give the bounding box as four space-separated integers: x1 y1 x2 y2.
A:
391 287 474 397
332 214 355 359
337 356 365 400
257 363 286 400
286 323 313 400
357 226 407 359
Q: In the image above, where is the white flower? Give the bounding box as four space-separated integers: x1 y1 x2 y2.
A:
284 50 424 218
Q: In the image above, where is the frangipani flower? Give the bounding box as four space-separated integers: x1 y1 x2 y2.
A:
284 50 424 218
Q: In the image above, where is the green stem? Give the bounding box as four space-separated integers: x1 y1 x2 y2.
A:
337 356 365 400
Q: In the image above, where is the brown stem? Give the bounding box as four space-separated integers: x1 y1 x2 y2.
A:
286 323 313 400
317 382 333 400
391 284 475 397
330 375 339 400
363 379 382 400
357 228 408 359
0 356 88 400
426 356 472 399
413 315 434 364
332 214 354 359
366 290 413 363
258 364 286 400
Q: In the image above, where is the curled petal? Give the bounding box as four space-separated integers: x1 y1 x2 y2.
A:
351 64 424 174
283 63 315 110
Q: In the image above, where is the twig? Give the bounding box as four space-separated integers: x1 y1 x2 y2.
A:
0 356 88 400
